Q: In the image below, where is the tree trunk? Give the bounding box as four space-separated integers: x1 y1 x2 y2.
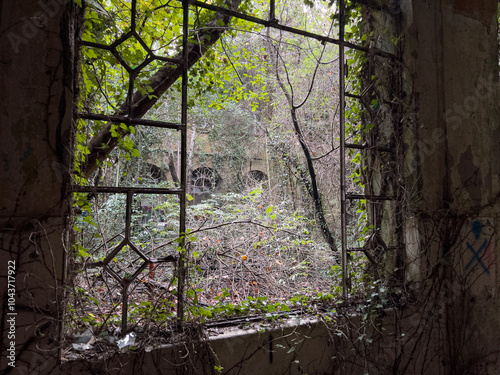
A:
168 151 180 185
272 41 338 253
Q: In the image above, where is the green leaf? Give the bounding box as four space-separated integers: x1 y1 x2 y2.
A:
280 303 291 312
85 49 98 59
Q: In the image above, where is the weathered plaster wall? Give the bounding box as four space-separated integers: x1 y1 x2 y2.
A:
401 0 500 373
0 0 76 373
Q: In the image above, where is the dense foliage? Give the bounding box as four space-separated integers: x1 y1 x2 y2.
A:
69 0 374 334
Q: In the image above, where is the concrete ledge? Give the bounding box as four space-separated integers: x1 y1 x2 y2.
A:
58 316 336 375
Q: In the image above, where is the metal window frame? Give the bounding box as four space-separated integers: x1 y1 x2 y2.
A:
73 0 402 331
73 0 189 331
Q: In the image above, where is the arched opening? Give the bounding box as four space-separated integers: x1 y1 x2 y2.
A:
242 170 268 190
191 167 221 204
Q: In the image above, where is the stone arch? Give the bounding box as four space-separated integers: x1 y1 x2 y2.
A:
147 162 165 182
191 166 221 203
242 169 268 189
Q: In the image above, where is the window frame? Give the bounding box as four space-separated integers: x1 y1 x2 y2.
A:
72 0 402 332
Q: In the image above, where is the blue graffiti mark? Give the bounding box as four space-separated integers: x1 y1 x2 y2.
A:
465 239 489 274
471 220 484 240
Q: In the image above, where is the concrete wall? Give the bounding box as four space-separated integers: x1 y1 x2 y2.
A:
0 0 76 374
400 0 500 373
59 317 339 375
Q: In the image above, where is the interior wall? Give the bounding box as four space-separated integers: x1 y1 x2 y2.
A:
0 0 76 373
401 0 500 373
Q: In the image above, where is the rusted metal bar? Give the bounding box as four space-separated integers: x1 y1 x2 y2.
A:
126 1 138 116
127 73 135 118
339 0 348 300
346 193 395 200
73 186 184 194
269 0 276 22
189 0 339 43
347 246 399 252
124 186 133 242
345 92 362 100
80 40 113 51
76 112 185 129
121 191 133 331
122 284 129 332
176 0 189 323
81 40 183 65
187 0 397 59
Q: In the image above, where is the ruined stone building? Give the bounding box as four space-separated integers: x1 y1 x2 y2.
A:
1 0 499 374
